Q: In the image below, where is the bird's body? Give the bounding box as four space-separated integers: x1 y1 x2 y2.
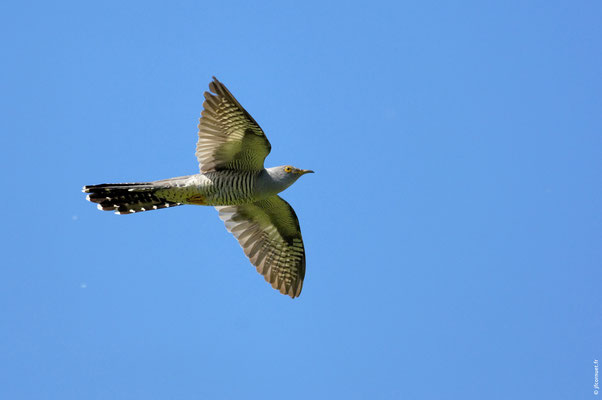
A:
155 167 302 206
83 77 313 298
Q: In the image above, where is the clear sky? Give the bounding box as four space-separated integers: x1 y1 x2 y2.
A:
1 1 601 399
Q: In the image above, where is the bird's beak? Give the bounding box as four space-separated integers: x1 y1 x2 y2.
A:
299 169 314 175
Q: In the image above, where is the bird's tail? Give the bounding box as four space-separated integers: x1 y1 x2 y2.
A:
83 182 181 214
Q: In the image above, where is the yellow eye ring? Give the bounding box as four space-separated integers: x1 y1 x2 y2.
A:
284 166 292 173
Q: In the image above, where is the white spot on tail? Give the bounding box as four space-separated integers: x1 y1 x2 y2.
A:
86 195 91 201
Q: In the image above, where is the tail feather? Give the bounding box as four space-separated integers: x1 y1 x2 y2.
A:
83 183 181 214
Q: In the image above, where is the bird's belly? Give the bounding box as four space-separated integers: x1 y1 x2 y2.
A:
156 172 265 206
195 191 261 206
157 186 261 206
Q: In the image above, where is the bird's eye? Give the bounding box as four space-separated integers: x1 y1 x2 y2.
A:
284 166 292 173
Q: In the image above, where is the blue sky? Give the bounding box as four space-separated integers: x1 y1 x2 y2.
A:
1 1 601 399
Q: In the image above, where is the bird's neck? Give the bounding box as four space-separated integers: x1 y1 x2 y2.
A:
258 168 293 196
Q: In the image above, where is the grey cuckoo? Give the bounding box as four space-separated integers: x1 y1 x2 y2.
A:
83 77 313 298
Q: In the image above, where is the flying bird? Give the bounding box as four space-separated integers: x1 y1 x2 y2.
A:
83 77 313 298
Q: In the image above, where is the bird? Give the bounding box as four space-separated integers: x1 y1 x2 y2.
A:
83 77 313 298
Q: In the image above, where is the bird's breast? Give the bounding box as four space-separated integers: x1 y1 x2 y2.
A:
189 171 264 206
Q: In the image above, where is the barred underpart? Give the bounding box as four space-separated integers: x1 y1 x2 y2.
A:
202 170 259 205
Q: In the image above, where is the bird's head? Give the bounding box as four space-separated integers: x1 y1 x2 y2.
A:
267 165 314 191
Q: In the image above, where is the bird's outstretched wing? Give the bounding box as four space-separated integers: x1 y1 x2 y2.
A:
216 195 306 298
196 77 271 172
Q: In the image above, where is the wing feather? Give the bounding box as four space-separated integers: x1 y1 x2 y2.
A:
196 77 271 172
215 196 306 298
